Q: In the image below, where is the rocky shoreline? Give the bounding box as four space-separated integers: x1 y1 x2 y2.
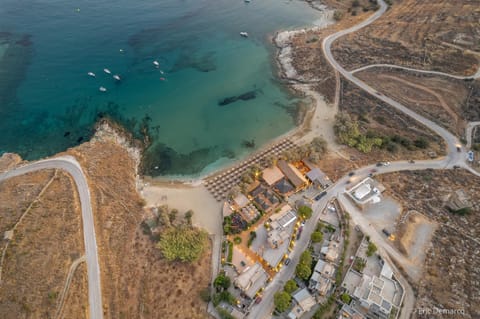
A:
92 118 143 176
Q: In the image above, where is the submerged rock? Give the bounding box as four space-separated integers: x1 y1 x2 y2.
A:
218 90 257 106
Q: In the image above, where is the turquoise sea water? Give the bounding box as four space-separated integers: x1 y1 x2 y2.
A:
0 0 319 177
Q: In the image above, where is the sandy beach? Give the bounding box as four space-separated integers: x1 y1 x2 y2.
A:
140 181 223 235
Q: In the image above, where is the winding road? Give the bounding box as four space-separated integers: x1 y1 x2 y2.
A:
0 156 103 319
248 1 479 318
351 63 480 80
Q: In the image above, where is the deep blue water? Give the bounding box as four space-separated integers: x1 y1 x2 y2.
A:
0 0 319 177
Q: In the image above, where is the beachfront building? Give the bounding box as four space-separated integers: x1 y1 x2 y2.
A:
287 288 316 319
234 263 269 300
277 160 308 192
262 166 285 186
266 205 297 249
304 160 331 189
250 185 281 212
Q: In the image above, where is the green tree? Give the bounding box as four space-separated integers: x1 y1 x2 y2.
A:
274 291 291 313
366 242 377 257
157 225 208 262
414 138 429 149
216 306 234 319
299 250 312 266
169 208 178 223
214 273 231 291
298 206 313 220
284 280 298 294
233 236 242 245
341 293 351 304
184 210 194 225
295 263 312 280
310 231 323 243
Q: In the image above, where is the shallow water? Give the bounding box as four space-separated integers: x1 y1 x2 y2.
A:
0 0 319 176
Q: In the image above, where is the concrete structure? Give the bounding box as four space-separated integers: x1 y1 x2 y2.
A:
309 259 335 296
262 166 284 186
321 241 340 263
306 168 331 189
233 193 250 209
234 263 269 299
347 178 385 206
288 288 316 319
274 178 295 196
266 205 297 249
345 263 403 319
277 160 308 191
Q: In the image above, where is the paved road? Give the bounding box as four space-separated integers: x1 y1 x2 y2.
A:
466 121 480 148
0 156 103 319
249 1 480 318
351 63 480 80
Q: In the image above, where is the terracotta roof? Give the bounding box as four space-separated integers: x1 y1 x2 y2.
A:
277 160 307 189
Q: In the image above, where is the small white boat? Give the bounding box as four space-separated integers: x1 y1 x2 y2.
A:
153 60 160 67
159 70 165 74
240 32 249 38
245 0 251 3
87 72 96 77
99 86 107 92
103 68 111 74
113 74 121 81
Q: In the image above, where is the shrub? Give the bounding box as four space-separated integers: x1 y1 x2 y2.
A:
157 226 208 262
284 280 298 294
214 273 231 291
216 307 234 319
341 293 351 304
274 291 291 313
298 206 313 220
233 236 242 245
366 242 377 257
311 231 323 243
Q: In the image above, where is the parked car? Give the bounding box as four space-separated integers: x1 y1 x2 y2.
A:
453 165 460 169
284 258 291 266
314 191 327 201
382 229 391 237
370 168 377 173
348 171 355 176
409 160 415 164
376 162 383 167
457 146 462 152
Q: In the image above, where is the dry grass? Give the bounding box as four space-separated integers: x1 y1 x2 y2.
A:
332 0 480 75
0 171 84 318
66 140 212 319
356 68 469 136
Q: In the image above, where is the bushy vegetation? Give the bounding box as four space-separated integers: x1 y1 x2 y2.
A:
334 112 429 153
284 280 298 294
274 291 291 313
295 250 313 280
334 112 382 153
214 273 231 291
298 205 313 220
366 242 377 257
212 291 236 307
341 293 351 304
281 137 327 163
311 231 323 243
157 225 208 262
227 241 233 263
353 257 367 273
247 231 257 247
216 306 234 319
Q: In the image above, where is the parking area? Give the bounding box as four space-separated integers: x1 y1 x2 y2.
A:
362 197 402 232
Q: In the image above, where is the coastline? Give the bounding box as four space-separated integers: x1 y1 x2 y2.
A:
146 6 337 185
